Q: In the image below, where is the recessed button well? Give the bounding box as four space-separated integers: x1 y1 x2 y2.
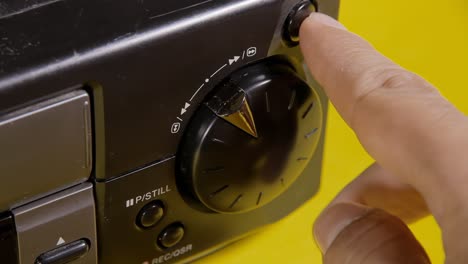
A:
137 200 165 229
157 223 185 249
283 0 317 47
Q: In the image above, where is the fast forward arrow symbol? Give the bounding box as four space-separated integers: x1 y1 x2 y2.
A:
229 56 240 65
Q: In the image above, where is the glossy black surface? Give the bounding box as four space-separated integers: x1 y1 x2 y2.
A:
177 58 322 213
157 223 185 249
0 0 339 263
137 200 165 229
0 0 281 178
283 0 318 46
35 239 90 264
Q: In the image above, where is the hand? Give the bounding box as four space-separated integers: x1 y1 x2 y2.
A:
300 13 468 263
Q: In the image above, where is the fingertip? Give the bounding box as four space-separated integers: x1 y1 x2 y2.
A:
315 205 431 264
313 202 370 253
301 12 347 32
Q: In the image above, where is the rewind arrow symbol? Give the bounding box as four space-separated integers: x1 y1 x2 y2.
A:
180 102 191 115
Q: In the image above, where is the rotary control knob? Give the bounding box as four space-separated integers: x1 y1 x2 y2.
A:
177 59 322 213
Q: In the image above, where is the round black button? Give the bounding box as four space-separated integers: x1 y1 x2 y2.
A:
157 223 185 249
137 200 164 229
283 0 317 47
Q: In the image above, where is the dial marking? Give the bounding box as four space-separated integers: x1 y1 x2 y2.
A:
211 138 226 144
302 102 314 119
229 194 243 209
210 185 229 197
207 89 258 138
297 157 308 161
265 91 270 113
221 97 258 138
280 178 285 187
305 128 318 139
288 89 296 110
256 192 263 205
210 64 227 78
203 166 225 174
190 83 205 101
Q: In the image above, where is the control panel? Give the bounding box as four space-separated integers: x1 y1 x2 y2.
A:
0 0 340 263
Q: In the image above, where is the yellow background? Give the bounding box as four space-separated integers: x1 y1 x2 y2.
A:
197 0 468 263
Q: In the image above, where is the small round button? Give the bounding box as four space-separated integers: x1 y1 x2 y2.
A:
157 223 185 249
283 0 317 47
137 200 165 229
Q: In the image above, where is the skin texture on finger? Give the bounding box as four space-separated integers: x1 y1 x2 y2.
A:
329 163 429 224
323 206 431 264
299 14 468 253
313 164 429 258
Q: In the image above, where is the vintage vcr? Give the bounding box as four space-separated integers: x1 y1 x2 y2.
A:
0 0 339 263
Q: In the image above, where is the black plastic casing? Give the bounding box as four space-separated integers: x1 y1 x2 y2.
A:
0 212 18 263
0 0 339 263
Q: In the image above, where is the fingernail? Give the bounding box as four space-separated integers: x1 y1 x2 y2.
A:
313 203 370 253
306 13 346 30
